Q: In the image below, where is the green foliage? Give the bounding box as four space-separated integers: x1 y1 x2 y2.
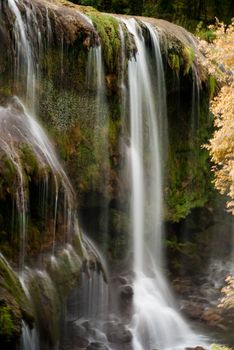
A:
77 0 101 7
165 75 214 222
0 306 14 341
211 344 232 350
111 0 131 14
166 237 203 275
209 74 216 99
196 21 216 42
165 137 213 222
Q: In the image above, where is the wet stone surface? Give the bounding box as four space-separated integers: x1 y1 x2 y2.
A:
106 320 132 343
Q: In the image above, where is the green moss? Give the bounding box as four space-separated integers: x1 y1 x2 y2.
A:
196 22 216 43
48 250 82 297
0 306 14 341
0 155 17 199
167 42 197 75
211 344 232 350
182 46 195 75
20 143 40 176
165 73 214 222
0 86 12 99
165 137 212 222
87 13 121 72
209 74 216 99
0 255 32 319
168 52 180 73
28 271 60 345
108 209 130 260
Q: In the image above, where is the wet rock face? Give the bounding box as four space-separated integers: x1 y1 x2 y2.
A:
0 255 34 345
172 273 234 340
106 321 132 344
61 318 133 350
87 342 108 350
109 274 134 322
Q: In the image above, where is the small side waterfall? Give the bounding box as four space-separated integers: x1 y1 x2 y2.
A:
0 2 108 349
86 43 110 247
0 96 76 267
21 321 40 350
123 19 207 350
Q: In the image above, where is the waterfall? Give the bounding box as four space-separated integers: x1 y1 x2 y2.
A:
21 321 40 350
8 0 41 110
0 96 76 267
2 0 78 267
123 18 208 350
0 2 108 349
0 1 226 349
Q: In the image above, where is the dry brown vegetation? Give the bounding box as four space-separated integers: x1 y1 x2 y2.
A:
202 20 234 214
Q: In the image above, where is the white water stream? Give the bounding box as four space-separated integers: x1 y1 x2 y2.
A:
0 1 219 349
123 18 208 350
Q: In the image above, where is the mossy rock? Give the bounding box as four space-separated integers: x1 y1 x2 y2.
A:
27 270 60 347
87 13 121 73
0 290 22 346
0 255 33 323
47 245 82 298
0 255 34 344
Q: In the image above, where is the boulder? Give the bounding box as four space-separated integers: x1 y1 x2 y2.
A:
106 321 132 344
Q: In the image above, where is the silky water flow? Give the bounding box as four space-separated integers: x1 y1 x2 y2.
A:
122 18 209 350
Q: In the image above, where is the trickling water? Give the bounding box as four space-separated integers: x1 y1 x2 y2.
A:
87 45 106 121
119 24 127 119
0 97 75 266
21 321 40 350
0 1 222 349
2 0 77 265
123 18 208 350
8 0 37 109
86 26 110 250
68 268 109 322
0 2 110 349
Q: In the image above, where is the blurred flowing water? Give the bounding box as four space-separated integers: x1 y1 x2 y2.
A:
122 18 208 350
0 1 223 350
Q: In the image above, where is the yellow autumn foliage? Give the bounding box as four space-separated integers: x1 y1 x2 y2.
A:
203 21 234 213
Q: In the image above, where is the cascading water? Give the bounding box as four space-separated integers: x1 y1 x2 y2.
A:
0 2 108 349
123 18 208 350
0 97 76 266
1 1 229 349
